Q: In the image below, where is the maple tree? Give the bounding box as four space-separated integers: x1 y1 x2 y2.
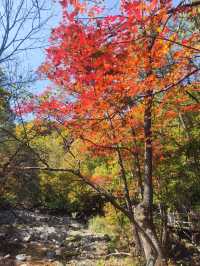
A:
25 0 200 265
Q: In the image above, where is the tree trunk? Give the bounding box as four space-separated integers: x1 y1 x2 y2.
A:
135 203 166 265
160 204 168 253
134 94 167 266
131 222 143 257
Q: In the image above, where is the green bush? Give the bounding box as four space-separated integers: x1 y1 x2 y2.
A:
89 215 114 235
89 203 133 253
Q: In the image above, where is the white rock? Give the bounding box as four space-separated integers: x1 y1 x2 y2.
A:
55 249 62 256
22 234 31 242
16 254 27 261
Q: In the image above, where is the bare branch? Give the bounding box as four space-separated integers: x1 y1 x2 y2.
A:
0 0 52 64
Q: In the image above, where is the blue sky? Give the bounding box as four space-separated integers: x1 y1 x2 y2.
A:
18 1 61 94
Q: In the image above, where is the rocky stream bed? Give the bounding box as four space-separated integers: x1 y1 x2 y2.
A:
0 209 116 266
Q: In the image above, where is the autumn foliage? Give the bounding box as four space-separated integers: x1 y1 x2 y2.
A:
34 0 199 156
24 0 200 264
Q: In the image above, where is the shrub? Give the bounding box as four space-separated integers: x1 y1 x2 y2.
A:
89 203 133 253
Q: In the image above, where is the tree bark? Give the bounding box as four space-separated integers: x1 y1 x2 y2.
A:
131 222 143 257
160 203 168 253
134 94 167 266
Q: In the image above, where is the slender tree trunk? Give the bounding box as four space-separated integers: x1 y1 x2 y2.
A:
131 127 144 199
107 112 144 256
160 203 168 253
134 94 167 266
131 222 143 256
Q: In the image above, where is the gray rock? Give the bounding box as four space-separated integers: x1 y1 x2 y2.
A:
0 232 6 239
70 221 82 229
40 233 48 241
63 216 70 223
46 250 56 259
0 211 16 224
66 242 75 248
